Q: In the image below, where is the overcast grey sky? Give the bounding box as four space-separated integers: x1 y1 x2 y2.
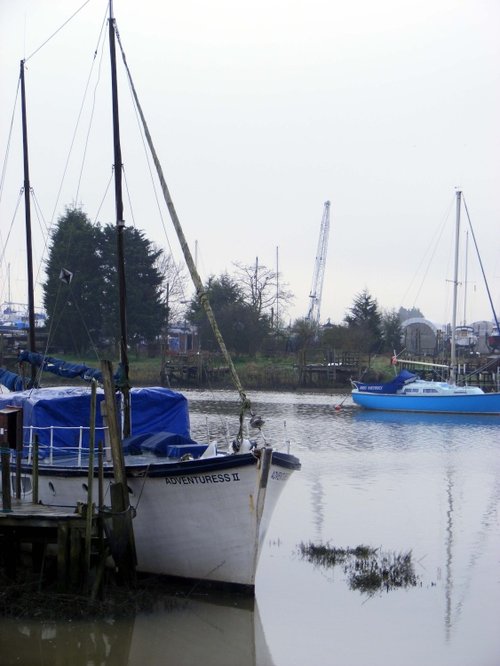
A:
1 0 499 327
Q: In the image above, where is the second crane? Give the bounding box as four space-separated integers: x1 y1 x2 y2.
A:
307 200 331 325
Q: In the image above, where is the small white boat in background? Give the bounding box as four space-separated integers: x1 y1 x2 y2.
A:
453 325 478 352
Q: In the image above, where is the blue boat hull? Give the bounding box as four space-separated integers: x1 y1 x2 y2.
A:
352 391 500 415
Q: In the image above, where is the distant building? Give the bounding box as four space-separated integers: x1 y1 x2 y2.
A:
471 320 494 355
401 317 444 355
167 322 199 354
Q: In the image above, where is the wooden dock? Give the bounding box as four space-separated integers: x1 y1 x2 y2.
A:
0 499 101 593
297 350 360 387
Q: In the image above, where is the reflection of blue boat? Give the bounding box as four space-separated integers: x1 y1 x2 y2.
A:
351 370 500 415
351 406 500 427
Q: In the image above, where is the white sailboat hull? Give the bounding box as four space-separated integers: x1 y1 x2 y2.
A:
17 450 298 589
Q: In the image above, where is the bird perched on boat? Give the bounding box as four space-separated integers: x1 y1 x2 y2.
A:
249 414 265 429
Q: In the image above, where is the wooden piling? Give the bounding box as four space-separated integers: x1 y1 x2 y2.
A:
0 407 24 511
84 379 97 591
32 434 39 504
1 445 11 513
100 360 137 584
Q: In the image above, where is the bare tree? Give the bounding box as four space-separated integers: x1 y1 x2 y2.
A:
154 248 190 325
232 258 294 329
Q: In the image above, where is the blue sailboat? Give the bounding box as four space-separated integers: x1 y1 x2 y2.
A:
352 191 500 415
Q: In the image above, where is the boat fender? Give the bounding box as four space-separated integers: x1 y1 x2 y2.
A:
232 438 255 454
200 442 218 458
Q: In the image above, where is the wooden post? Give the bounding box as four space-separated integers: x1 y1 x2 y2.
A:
100 360 137 583
32 434 39 504
70 524 82 590
1 446 12 513
91 440 106 602
57 522 69 591
84 380 97 590
100 361 126 486
15 408 23 499
98 442 104 520
0 408 24 510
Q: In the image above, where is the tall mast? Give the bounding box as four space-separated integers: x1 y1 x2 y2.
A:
109 0 130 435
20 59 37 385
462 231 469 326
450 190 461 385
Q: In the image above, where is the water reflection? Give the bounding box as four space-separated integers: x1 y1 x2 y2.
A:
310 477 325 540
0 594 274 666
445 465 455 643
186 392 500 664
351 407 500 429
5 390 494 666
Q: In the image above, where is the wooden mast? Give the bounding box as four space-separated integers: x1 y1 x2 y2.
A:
19 60 37 385
108 0 131 436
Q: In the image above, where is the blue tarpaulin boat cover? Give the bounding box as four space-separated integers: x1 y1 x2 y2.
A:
0 367 27 391
0 386 190 457
353 369 417 394
17 350 115 383
122 431 206 457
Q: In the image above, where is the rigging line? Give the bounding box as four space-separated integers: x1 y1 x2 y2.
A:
48 14 107 231
131 465 152 510
30 189 51 236
462 195 500 331
74 19 109 206
115 23 252 431
92 170 114 224
400 197 454 308
464 357 500 381
24 0 93 63
40 9 109 285
39 287 67 366
0 191 23 271
43 281 102 365
29 188 51 291
67 282 103 363
123 60 176 258
0 80 21 206
122 167 137 228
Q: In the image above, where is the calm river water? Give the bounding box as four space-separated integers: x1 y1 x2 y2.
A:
2 389 499 666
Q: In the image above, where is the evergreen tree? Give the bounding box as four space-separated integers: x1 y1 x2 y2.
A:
43 207 165 353
320 322 353 350
381 309 403 351
344 289 382 352
290 317 318 350
43 208 103 354
187 273 271 355
100 225 164 344
398 306 424 322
